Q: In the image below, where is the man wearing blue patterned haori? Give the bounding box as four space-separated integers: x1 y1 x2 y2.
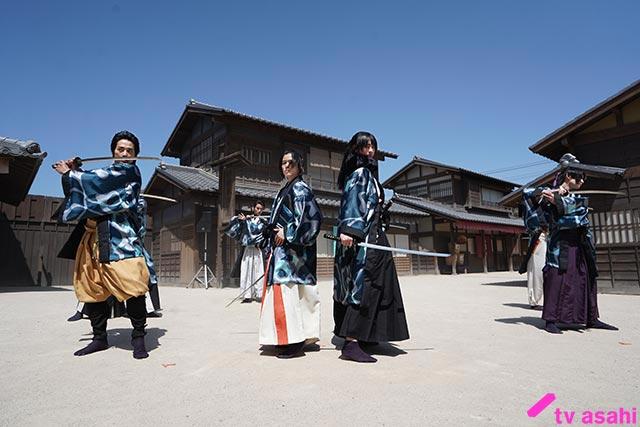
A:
53 131 152 358
258 150 323 359
224 200 267 302
333 132 409 363
522 154 618 334
67 201 161 321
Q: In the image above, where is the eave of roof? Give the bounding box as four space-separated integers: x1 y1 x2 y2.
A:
393 192 523 227
146 164 425 216
529 79 640 157
383 156 520 188
161 100 399 159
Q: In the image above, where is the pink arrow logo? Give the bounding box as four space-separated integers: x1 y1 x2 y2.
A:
527 393 557 418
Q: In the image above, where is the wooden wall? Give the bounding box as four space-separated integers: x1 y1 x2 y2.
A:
0 196 75 286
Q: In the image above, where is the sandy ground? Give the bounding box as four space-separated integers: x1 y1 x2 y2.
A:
0 272 638 426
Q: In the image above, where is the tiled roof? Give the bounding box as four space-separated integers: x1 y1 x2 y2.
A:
150 164 425 216
0 136 48 206
0 137 46 159
156 164 218 192
383 155 521 188
162 100 399 159
393 193 524 227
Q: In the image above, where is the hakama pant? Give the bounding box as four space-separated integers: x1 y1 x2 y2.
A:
542 239 599 324
240 246 264 300
73 219 149 303
527 233 546 306
333 232 409 343
259 281 321 346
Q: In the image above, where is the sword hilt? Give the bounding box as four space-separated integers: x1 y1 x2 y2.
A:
50 157 82 169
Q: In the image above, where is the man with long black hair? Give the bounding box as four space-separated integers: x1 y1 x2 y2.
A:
333 131 409 363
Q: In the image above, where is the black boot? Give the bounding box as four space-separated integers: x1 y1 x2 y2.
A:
127 295 148 359
67 311 83 322
131 336 149 359
340 340 377 363
545 321 562 334
74 301 109 356
587 319 619 331
74 340 109 356
276 341 305 359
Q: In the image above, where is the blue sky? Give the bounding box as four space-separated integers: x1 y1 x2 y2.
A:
1 0 639 196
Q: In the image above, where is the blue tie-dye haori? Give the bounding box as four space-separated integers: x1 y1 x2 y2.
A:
522 188 551 236
265 177 322 286
61 162 146 262
334 167 380 305
225 216 267 247
135 197 158 285
523 187 594 269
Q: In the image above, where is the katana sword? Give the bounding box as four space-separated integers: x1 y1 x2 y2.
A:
572 190 626 196
51 156 163 168
538 189 626 204
544 188 625 196
225 273 265 308
140 193 178 203
324 233 451 257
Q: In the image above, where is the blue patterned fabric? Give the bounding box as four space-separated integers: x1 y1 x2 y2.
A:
334 167 381 305
224 216 267 247
265 177 322 286
523 187 594 268
522 188 550 235
61 162 145 262
135 198 158 285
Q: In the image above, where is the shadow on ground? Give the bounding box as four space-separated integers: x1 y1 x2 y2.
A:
481 280 527 287
503 303 543 311
79 327 167 352
0 286 72 293
495 316 546 331
330 335 416 357
495 316 587 334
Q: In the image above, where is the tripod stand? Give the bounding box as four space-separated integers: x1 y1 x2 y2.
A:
187 230 216 289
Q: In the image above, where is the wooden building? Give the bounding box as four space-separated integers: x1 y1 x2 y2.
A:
0 136 47 206
0 137 54 287
384 157 525 273
501 79 640 294
0 195 75 287
146 100 426 286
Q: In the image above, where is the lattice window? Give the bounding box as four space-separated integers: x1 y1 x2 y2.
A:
590 209 640 245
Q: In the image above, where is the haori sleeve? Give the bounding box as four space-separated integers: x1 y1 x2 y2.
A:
284 184 322 246
554 194 590 230
338 168 376 240
61 163 141 222
521 187 547 234
224 216 245 242
246 219 266 246
135 197 148 238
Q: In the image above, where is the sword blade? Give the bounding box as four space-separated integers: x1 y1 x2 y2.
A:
140 193 178 203
358 242 451 257
323 233 450 257
225 273 265 308
51 156 163 169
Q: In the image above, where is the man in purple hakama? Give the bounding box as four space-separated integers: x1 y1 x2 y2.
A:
523 154 618 334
